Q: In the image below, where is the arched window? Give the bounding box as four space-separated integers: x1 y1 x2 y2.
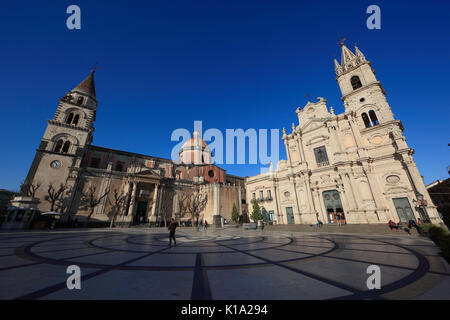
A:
77 97 84 105
368 110 379 126
361 113 371 128
350 76 362 90
54 139 63 153
66 113 74 124
62 141 71 154
73 114 80 125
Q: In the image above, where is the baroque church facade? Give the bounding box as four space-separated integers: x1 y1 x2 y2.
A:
245 44 442 225
23 71 246 226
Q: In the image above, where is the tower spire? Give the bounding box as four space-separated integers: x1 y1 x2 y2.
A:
73 69 96 98
341 44 356 67
334 58 343 76
354 44 366 63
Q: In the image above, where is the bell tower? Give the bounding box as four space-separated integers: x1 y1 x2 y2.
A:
24 70 98 210
334 41 394 127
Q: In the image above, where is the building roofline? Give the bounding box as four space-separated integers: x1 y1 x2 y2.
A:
88 145 172 163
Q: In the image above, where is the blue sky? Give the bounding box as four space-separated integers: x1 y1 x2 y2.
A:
0 0 449 191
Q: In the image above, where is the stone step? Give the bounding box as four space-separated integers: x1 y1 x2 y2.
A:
264 223 422 236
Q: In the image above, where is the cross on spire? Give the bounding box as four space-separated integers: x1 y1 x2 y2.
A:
339 37 347 46
91 62 99 73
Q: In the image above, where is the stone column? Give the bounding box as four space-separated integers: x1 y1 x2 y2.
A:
328 124 345 163
341 172 358 210
362 166 383 211
326 125 339 158
273 184 282 224
314 189 327 223
284 137 293 168
118 182 130 223
347 173 362 210
237 186 242 216
173 191 179 219
150 183 159 223
348 115 368 158
127 182 137 218
157 185 163 218
292 176 302 224
213 183 220 216
312 188 324 223
304 173 315 216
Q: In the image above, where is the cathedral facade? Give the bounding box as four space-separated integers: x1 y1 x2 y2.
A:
245 44 443 226
23 71 246 226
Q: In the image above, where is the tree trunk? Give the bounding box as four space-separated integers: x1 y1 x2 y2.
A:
86 208 95 226
109 211 116 228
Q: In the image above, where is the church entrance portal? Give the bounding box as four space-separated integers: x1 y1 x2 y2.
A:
322 190 346 224
285 207 295 224
134 201 148 225
393 198 415 223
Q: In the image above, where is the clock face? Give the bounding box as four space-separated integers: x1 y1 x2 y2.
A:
50 160 61 168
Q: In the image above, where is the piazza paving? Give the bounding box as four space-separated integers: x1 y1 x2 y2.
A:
0 227 449 300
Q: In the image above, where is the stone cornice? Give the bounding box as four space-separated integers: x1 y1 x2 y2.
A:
360 120 403 134
36 149 78 157
58 99 97 112
47 119 92 133
341 81 385 101
335 61 372 79
246 150 416 184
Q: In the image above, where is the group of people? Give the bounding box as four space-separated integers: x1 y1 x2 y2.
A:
197 219 208 231
388 218 425 235
313 212 347 228
335 212 346 226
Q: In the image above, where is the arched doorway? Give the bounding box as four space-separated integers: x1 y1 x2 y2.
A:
322 190 346 224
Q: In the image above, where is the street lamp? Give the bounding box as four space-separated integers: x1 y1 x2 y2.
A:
416 192 430 222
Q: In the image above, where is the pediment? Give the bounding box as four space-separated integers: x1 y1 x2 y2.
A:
300 118 327 133
384 186 409 195
305 134 329 146
134 169 162 179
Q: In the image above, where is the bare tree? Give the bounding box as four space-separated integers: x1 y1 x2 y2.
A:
159 188 174 227
108 189 128 228
178 188 208 228
20 181 41 198
45 183 68 212
83 185 110 225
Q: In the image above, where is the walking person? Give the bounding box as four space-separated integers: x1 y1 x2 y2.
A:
168 218 178 246
204 220 208 230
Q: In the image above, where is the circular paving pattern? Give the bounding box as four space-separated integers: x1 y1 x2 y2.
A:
1 229 449 300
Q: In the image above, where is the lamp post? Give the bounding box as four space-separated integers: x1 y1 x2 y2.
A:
416 192 429 222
